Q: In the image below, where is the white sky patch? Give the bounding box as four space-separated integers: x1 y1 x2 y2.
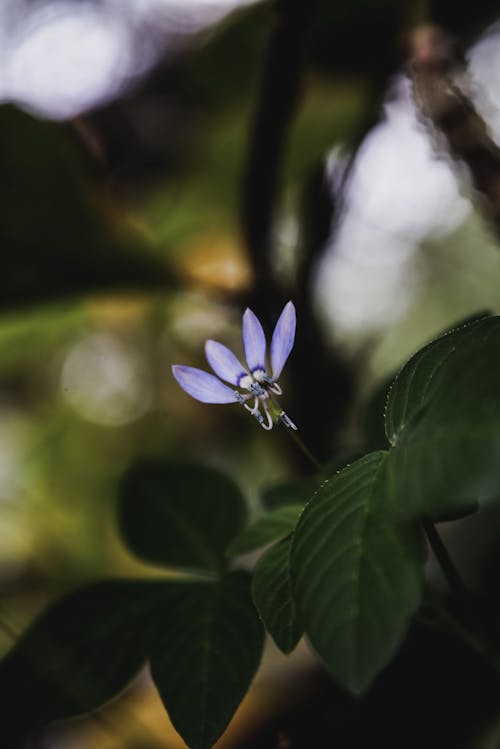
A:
0 0 260 119
315 75 470 336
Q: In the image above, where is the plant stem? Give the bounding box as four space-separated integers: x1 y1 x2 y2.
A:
422 518 468 599
425 591 500 678
281 418 500 682
285 427 323 471
422 527 500 680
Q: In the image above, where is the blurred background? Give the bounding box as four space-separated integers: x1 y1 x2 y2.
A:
3 0 500 746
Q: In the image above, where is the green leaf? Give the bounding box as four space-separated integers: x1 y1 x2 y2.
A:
118 460 247 574
385 315 500 518
150 572 264 749
385 318 480 447
291 452 423 695
0 580 177 734
252 535 302 654
226 504 303 556
260 476 320 509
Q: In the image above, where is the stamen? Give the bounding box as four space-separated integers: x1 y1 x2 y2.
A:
279 411 297 430
244 396 259 413
261 403 274 431
252 409 264 425
249 382 265 396
263 374 282 396
234 391 252 404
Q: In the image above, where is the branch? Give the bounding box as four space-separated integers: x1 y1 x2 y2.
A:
241 0 317 308
408 24 500 234
240 1 356 463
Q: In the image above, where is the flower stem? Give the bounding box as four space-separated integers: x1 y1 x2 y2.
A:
282 425 323 471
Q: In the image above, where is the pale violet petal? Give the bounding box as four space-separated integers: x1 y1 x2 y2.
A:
172 365 238 404
271 301 296 379
205 340 247 386
242 308 266 373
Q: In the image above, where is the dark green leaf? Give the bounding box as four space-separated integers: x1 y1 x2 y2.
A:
385 316 500 518
364 313 491 452
252 535 302 654
150 572 264 749
291 452 423 695
0 580 178 734
385 318 480 447
226 504 303 556
118 460 247 574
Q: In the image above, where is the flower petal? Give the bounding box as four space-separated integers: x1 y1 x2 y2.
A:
205 340 247 386
172 365 238 404
271 301 296 379
242 308 266 373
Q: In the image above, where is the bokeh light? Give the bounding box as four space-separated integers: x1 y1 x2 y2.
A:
0 0 261 119
61 333 152 426
315 74 470 336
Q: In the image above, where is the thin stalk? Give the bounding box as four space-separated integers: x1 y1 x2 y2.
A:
284 426 323 471
425 591 500 678
422 518 468 599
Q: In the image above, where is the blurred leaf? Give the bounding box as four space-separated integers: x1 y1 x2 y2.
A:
0 580 177 734
227 504 303 557
118 460 247 574
291 452 423 695
260 476 320 510
252 535 302 654
385 315 500 518
0 106 170 308
150 572 264 749
188 3 270 108
0 303 84 375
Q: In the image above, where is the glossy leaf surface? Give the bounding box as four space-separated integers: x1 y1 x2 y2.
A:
150 572 264 749
385 316 500 518
291 452 423 694
252 535 302 653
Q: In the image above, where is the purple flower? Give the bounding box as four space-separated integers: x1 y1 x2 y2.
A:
172 302 297 430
